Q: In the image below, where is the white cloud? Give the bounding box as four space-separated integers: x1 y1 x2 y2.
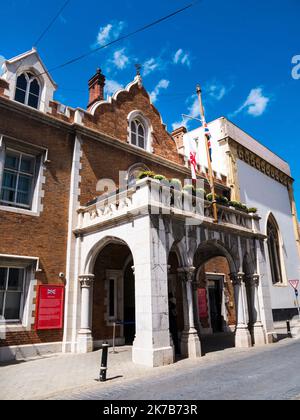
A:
143 58 160 76
174 49 183 64
150 79 170 103
105 79 123 96
112 48 130 70
206 82 227 101
173 49 191 67
234 87 270 117
172 96 199 130
96 21 125 46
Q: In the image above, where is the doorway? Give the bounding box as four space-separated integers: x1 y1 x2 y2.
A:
123 262 135 345
208 279 223 333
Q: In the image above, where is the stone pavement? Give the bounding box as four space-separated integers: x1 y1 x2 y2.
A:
0 337 298 400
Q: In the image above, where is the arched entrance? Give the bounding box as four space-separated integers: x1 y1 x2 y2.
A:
193 241 238 352
91 240 135 348
168 249 185 356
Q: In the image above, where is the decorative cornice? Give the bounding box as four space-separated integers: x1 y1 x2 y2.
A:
79 274 95 288
178 267 196 282
235 142 291 186
230 272 245 286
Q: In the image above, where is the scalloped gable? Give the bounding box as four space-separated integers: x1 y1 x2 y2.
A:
83 76 182 164
89 76 167 128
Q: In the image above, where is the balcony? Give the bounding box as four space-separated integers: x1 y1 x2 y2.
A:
75 178 262 236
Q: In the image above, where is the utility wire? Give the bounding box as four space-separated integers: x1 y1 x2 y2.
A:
34 0 71 47
36 0 201 77
6 0 71 83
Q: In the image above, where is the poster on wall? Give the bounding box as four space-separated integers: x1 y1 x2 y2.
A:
198 288 209 319
35 285 65 330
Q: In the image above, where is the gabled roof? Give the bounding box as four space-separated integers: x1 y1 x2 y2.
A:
4 48 57 88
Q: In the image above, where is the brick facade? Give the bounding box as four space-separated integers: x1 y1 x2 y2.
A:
0 60 231 351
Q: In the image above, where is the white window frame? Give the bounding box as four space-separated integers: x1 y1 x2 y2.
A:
14 72 41 110
0 255 38 331
0 148 36 209
0 135 47 216
127 110 153 153
108 277 118 321
0 266 26 323
105 270 123 325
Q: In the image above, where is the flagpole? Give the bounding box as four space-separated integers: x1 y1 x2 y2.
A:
196 84 218 223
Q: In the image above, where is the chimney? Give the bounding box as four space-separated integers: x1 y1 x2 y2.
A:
171 126 187 155
87 68 106 110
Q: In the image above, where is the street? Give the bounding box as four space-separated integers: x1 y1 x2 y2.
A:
49 339 300 400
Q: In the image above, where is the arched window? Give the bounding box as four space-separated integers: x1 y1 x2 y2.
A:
267 215 283 284
130 119 146 150
127 163 150 186
15 73 40 109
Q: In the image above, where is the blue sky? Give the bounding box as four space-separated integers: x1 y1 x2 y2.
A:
1 0 300 204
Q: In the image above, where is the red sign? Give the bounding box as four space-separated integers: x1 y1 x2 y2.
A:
289 280 299 290
35 285 65 330
198 288 209 319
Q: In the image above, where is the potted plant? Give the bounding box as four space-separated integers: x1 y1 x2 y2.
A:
137 170 155 180
248 207 258 215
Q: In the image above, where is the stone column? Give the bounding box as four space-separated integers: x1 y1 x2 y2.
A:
179 267 202 358
77 274 94 353
230 272 252 348
251 274 266 345
132 218 174 367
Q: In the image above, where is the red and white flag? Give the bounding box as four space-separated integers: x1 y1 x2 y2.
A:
186 136 199 180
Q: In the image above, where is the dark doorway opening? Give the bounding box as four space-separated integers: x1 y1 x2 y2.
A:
124 262 135 345
208 279 223 333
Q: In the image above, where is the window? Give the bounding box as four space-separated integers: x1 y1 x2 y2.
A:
0 267 25 321
130 120 146 150
267 215 284 284
0 149 36 209
15 73 40 109
109 278 116 319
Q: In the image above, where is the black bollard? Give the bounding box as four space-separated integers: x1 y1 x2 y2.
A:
287 320 292 338
99 343 109 382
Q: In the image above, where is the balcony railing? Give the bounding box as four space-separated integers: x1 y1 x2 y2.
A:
76 178 261 235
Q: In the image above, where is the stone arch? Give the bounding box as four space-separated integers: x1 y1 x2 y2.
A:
193 239 238 274
84 235 135 275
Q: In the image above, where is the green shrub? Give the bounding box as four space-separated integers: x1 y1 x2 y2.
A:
248 207 258 214
154 174 167 181
169 178 182 190
183 184 195 194
217 196 229 206
138 171 155 180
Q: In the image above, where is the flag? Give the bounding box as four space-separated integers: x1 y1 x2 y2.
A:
186 135 199 180
189 151 197 180
203 122 212 162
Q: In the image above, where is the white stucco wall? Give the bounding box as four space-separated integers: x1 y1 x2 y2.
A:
237 159 300 309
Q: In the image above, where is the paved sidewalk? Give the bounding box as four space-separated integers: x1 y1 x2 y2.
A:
0 338 297 400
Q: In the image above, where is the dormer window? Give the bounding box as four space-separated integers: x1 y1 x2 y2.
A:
131 120 146 149
15 73 40 109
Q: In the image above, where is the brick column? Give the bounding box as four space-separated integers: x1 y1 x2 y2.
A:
230 272 252 348
179 267 202 358
77 274 94 353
